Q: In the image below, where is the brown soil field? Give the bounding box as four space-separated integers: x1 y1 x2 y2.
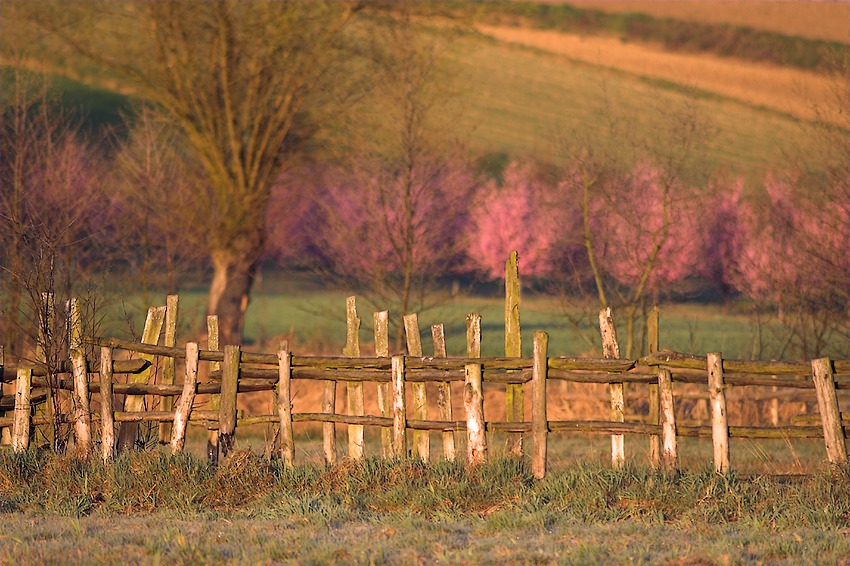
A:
477 24 845 125
563 0 850 44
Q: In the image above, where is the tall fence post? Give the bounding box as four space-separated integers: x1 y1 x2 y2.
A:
658 368 679 472
158 294 179 444
277 346 294 467
812 357 848 467
391 354 407 458
12 368 32 453
465 362 486 466
599 307 625 469
0 345 9 446
118 305 166 452
647 307 661 469
70 345 92 460
344 296 364 460
404 313 429 462
99 347 115 462
35 292 55 450
505 251 523 457
432 323 456 461
170 342 199 454
466 313 481 359
206 315 221 464
218 345 240 458
707 352 730 474
374 311 392 458
532 331 549 479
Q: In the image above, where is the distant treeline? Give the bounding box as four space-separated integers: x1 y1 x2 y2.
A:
451 1 847 73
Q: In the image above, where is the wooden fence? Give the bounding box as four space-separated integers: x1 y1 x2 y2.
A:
2 293 849 478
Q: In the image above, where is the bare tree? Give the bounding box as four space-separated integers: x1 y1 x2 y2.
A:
7 1 362 345
0 67 107 450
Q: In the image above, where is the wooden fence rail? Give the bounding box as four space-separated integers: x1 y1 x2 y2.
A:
1 257 848 477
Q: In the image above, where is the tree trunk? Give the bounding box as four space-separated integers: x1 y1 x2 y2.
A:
207 231 264 346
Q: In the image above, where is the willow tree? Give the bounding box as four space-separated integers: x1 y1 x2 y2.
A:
7 1 360 344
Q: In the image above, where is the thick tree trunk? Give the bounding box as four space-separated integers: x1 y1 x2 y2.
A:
207 230 264 346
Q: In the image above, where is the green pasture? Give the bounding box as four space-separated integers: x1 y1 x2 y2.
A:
102 274 775 361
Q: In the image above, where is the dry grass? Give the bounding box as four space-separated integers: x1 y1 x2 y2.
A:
564 0 850 44
477 24 845 125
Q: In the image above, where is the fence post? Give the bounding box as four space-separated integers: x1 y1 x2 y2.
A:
532 331 549 479
391 354 407 458
599 307 625 469
811 357 848 467
374 311 392 458
158 294 179 444
36 292 54 450
432 323 456 462
344 296 364 460
466 313 481 358
218 345 240 458
707 352 730 474
323 377 337 466
12 368 32 453
277 346 294 467
118 305 166 452
100 347 115 462
465 362 486 466
0 345 9 446
171 342 199 455
647 306 661 469
658 368 679 472
505 251 523 457
206 315 221 464
404 313 429 462
70 345 92 459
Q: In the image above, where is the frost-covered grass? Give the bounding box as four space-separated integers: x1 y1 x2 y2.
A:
1 450 848 564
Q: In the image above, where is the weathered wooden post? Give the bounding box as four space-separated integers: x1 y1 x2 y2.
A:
277 346 294 467
99 347 115 462
218 345 240 458
70 345 92 460
118 305 166 452
344 296 364 460
35 292 55 449
206 315 221 464
12 367 32 453
505 251 523 457
374 311 392 458
322 373 337 465
170 342 200 454
647 307 661 469
707 352 730 474
158 295 179 444
599 307 625 469
404 313 429 462
432 323 456 462
464 362 486 466
811 357 848 467
466 313 481 359
531 331 549 479
391 354 407 458
0 345 9 446
658 368 679 472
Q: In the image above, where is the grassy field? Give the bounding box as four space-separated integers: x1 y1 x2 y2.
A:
1 450 849 564
565 0 850 44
